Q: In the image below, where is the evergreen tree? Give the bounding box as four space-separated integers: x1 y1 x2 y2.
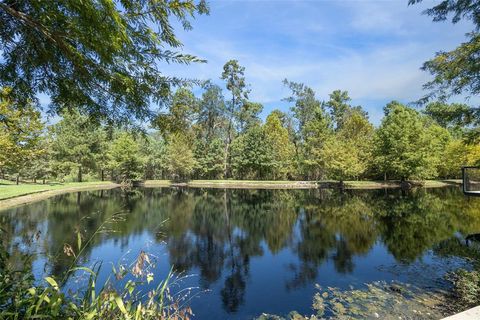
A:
221 60 250 177
282 79 323 142
195 138 226 179
155 87 198 137
27 137 53 184
264 112 296 179
231 125 274 179
141 132 167 180
197 81 227 141
301 108 333 180
324 90 351 130
108 132 144 182
50 110 105 182
237 101 263 133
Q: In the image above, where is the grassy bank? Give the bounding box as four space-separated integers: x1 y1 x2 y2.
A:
1 179 462 197
345 179 462 189
145 179 318 189
145 179 463 189
0 180 117 200
0 179 463 211
0 180 118 210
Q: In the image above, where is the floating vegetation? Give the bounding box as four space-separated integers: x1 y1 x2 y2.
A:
258 281 446 320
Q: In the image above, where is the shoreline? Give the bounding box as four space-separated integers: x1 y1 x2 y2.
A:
0 182 118 210
0 179 463 211
145 179 463 189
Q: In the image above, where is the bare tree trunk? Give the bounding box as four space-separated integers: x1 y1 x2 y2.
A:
43 178 45 184
16 174 19 185
101 169 104 181
78 166 82 182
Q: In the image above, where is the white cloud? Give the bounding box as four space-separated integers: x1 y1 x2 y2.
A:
161 0 475 124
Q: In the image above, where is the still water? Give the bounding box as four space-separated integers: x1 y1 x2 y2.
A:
1 187 480 319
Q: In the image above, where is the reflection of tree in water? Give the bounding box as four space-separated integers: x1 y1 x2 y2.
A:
162 189 299 312
287 191 378 289
3 186 480 313
433 236 480 266
1 189 137 279
377 188 480 263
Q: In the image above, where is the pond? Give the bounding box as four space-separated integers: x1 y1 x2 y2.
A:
1 187 480 319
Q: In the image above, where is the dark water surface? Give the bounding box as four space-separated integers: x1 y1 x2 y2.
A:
1 187 480 319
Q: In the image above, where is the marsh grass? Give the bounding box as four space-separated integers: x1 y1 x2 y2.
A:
0 212 196 320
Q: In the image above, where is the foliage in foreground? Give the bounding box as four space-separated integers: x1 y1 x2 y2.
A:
0 0 209 124
0 222 193 320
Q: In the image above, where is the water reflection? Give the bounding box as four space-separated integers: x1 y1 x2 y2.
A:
1 187 480 318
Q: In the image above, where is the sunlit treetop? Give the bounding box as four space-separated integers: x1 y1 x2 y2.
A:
0 0 209 124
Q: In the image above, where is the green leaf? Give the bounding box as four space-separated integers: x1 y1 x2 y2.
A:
45 277 59 290
77 231 82 251
114 295 128 316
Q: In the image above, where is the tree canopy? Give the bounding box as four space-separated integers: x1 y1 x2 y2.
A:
0 0 209 123
410 0 480 134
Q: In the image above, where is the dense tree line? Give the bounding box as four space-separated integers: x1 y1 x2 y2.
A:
1 61 479 184
1 1 480 184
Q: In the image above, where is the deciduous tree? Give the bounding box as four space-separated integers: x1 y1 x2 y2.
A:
165 132 196 180
264 112 296 179
0 0 209 123
374 102 449 180
0 88 44 183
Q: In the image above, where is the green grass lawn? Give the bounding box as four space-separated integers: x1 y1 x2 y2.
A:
0 180 115 200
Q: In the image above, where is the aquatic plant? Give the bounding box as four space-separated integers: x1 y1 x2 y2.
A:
0 216 194 320
257 281 445 320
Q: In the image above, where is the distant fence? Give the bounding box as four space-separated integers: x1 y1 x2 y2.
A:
462 166 480 196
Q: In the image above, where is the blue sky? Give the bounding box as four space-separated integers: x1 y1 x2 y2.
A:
159 0 474 125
